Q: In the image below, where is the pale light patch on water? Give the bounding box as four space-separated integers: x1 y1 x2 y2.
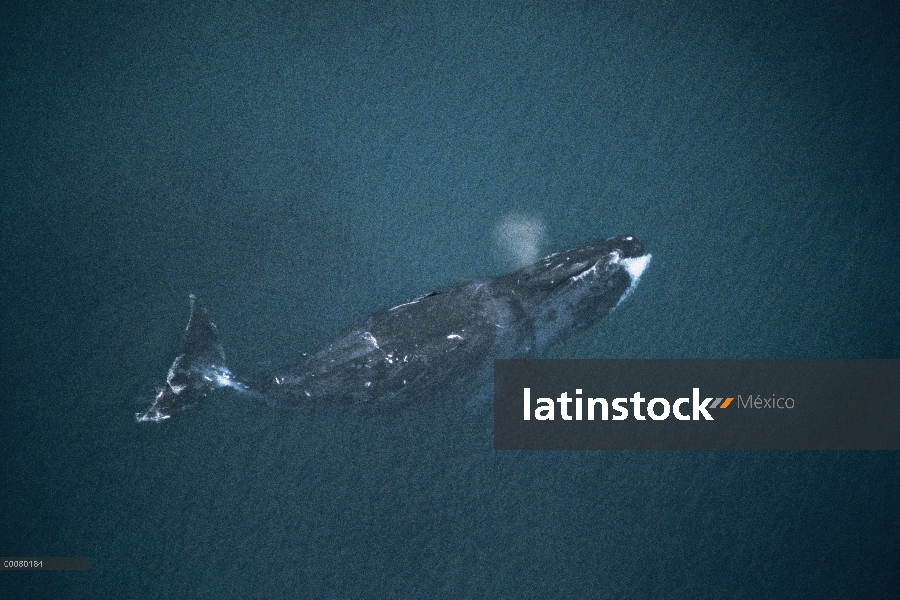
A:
494 213 546 268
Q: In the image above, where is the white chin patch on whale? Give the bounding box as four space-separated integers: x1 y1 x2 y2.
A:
622 254 651 283
614 253 651 310
494 213 546 268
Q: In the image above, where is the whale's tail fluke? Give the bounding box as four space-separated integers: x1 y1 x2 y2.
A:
136 295 243 423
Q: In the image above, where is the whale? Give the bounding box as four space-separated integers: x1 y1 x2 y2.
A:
136 234 650 422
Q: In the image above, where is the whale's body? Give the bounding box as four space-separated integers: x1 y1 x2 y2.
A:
136 235 650 422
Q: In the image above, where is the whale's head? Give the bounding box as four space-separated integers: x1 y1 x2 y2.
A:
499 234 651 352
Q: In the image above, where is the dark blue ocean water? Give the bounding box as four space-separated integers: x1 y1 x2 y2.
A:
2 1 898 597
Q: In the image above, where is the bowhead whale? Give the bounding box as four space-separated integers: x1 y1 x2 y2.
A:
136 234 650 422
